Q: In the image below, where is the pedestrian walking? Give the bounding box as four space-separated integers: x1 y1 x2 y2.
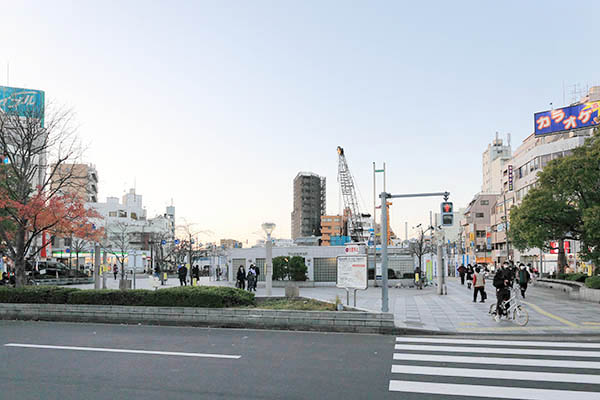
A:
236 265 246 290
458 264 467 285
473 267 486 303
178 264 188 286
466 264 474 289
518 263 531 298
113 264 118 280
246 266 256 292
216 266 221 281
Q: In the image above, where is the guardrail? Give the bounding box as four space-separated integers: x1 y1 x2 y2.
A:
33 277 94 286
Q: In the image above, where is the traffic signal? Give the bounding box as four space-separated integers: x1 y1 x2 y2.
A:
441 202 453 226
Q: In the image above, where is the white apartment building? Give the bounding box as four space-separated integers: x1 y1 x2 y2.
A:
482 133 512 194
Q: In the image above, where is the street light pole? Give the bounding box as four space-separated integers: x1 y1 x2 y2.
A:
262 223 276 297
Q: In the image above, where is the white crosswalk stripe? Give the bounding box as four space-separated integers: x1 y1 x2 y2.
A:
390 337 600 399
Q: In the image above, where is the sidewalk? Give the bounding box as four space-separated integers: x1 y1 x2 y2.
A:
68 275 600 335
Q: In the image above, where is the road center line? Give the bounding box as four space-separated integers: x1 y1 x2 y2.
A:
4 343 241 359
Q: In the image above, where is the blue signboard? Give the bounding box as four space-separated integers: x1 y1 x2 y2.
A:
534 101 600 135
0 86 45 118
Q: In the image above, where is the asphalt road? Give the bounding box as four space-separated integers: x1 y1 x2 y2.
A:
2 321 600 399
0 320 396 400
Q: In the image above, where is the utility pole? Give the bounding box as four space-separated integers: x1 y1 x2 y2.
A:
503 192 510 263
380 192 389 312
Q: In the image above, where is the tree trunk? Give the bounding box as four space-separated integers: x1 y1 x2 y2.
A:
15 227 27 287
557 240 567 274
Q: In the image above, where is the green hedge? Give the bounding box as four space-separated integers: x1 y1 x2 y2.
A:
0 286 255 308
565 273 588 283
0 286 80 304
585 276 600 289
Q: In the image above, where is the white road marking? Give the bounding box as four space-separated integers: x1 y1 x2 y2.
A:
394 344 600 358
391 364 600 384
396 337 600 349
389 380 600 399
393 353 600 369
4 343 241 359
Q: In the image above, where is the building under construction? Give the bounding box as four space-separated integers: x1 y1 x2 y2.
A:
291 172 326 240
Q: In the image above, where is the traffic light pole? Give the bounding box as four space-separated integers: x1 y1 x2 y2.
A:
379 191 450 313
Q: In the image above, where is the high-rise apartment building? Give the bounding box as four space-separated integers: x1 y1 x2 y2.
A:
320 215 346 246
291 172 326 240
50 163 99 202
482 133 512 194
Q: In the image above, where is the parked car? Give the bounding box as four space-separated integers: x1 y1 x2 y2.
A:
26 260 88 279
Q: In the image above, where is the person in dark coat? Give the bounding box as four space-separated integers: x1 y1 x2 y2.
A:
466 264 474 289
236 266 246 290
493 262 510 319
191 265 200 285
113 264 119 280
458 264 467 285
178 265 188 286
517 263 531 298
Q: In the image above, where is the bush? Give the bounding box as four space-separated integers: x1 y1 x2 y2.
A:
585 276 600 289
150 286 255 308
0 286 79 304
272 256 288 281
565 273 588 283
288 256 308 281
0 286 255 308
68 289 153 306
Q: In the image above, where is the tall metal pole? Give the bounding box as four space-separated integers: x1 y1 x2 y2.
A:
373 162 377 288
94 243 101 289
504 192 510 262
380 192 389 312
266 232 273 296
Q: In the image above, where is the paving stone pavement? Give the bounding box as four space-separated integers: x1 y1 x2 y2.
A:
68 275 600 335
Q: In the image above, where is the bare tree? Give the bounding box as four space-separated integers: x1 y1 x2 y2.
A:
102 221 133 280
409 227 432 276
0 101 96 286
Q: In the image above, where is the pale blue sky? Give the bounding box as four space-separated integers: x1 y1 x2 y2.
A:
1 1 599 243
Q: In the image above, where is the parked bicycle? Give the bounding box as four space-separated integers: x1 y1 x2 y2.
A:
488 286 529 326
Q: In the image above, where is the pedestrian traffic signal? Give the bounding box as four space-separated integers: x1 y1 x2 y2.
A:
441 202 453 226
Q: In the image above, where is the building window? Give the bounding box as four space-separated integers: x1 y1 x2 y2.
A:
475 213 484 218
480 200 489 206
313 257 337 282
131 212 138 220
108 211 117 217
118 210 127 218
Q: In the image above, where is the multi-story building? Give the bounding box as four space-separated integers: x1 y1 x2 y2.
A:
50 163 98 202
291 172 326 239
51 188 176 269
320 214 346 246
490 86 600 272
220 239 243 249
482 133 512 194
461 194 496 265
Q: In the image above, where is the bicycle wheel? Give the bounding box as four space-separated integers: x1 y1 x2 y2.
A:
489 303 497 315
514 305 529 326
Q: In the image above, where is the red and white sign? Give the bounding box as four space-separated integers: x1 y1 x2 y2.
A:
550 241 571 254
344 244 361 255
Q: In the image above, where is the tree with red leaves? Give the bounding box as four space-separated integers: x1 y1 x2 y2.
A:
0 102 101 287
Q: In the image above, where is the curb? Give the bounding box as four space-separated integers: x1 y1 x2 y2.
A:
0 303 396 335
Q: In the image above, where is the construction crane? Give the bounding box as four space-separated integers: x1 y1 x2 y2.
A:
337 146 369 243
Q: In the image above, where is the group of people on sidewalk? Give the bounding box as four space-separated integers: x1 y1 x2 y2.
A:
457 262 532 306
236 264 260 292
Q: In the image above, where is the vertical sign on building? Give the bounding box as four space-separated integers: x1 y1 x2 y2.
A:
508 165 513 191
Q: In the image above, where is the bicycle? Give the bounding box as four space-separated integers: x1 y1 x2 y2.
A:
488 285 529 326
